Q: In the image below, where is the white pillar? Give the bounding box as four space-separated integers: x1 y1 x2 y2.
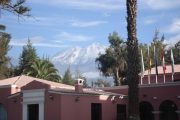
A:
39 102 44 120
22 89 45 120
23 103 27 120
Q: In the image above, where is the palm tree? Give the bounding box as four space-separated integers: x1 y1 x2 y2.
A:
126 0 140 120
27 59 61 82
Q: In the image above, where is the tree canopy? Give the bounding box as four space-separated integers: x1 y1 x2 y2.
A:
14 40 61 82
27 59 61 82
17 40 38 75
62 67 74 85
96 32 127 86
0 24 12 79
0 0 30 17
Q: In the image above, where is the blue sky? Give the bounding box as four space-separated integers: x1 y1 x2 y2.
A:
1 0 180 58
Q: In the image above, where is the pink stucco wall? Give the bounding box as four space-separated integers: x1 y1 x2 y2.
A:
8 95 22 120
0 86 22 120
59 94 118 120
1 75 180 120
45 92 61 120
142 73 180 84
0 87 11 106
104 84 180 109
139 85 180 110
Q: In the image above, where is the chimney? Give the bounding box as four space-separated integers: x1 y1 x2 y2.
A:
75 78 84 93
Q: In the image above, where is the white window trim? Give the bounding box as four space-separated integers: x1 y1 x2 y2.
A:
22 89 45 120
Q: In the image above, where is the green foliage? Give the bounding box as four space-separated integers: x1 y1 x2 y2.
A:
151 30 166 66
165 40 180 64
139 30 180 72
96 32 127 86
0 24 12 79
16 40 61 82
139 30 166 70
174 40 180 64
0 0 30 17
94 79 111 87
27 59 61 82
62 67 74 85
17 40 38 75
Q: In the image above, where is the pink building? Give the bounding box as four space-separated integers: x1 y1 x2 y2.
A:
0 65 180 120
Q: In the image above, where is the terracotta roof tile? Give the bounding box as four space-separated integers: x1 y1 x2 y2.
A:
144 64 180 75
0 75 74 89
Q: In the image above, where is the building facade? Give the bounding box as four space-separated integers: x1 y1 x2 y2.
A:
0 65 180 120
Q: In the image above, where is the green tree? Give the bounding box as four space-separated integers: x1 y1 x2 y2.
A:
126 0 140 120
139 30 166 70
165 40 180 64
17 39 38 75
62 67 74 85
174 40 180 64
0 24 11 79
96 32 127 86
0 0 30 17
27 59 61 82
151 30 166 66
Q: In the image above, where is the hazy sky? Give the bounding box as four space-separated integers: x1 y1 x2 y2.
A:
1 0 180 58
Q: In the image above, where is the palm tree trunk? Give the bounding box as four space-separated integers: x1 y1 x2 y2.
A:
126 0 140 120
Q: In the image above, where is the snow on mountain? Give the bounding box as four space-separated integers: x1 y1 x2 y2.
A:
52 47 82 64
50 42 115 85
51 43 107 80
52 43 106 65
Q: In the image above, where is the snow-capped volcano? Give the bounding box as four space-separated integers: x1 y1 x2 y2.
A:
51 43 107 81
52 43 106 65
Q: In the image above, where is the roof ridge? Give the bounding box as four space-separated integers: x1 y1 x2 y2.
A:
13 75 22 85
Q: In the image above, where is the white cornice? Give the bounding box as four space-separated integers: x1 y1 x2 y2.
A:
0 84 17 88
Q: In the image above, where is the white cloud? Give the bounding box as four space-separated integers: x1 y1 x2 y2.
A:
70 20 107 27
164 34 180 47
168 18 180 33
55 32 93 42
141 0 180 10
10 36 69 48
83 71 100 78
144 19 157 25
103 13 111 17
164 34 180 48
29 0 125 11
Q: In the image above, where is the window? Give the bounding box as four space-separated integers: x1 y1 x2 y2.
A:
117 104 126 120
91 103 102 120
0 103 7 120
139 101 154 120
28 104 39 120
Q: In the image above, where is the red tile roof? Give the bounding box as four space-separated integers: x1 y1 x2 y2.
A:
0 75 74 89
144 64 180 75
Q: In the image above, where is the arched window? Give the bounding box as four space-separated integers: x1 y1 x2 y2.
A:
139 101 154 120
0 103 7 120
159 100 178 120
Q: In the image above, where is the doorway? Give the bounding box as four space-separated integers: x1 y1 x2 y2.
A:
139 101 154 120
117 104 126 120
159 100 178 120
91 103 102 120
28 104 39 120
